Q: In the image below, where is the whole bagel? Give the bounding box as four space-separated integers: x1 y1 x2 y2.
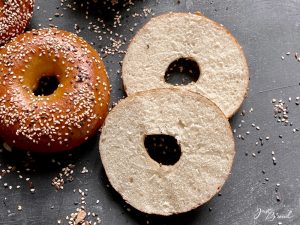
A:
0 28 110 152
100 88 235 215
0 0 34 45
122 12 249 118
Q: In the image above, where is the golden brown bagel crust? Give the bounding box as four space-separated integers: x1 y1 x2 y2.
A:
0 0 34 45
0 28 110 152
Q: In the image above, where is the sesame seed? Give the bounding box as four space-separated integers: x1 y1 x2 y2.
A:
0 28 109 151
0 0 34 45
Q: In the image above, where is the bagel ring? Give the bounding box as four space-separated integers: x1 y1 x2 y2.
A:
100 89 235 215
0 0 34 45
122 12 249 118
0 28 110 152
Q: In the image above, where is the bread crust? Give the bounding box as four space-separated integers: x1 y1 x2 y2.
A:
122 12 249 118
0 28 110 152
100 88 235 215
0 0 34 45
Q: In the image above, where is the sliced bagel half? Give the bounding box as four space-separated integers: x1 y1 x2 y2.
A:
99 88 235 215
122 12 249 118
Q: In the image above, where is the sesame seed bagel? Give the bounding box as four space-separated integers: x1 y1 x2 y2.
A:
0 28 110 152
99 88 235 215
0 0 34 45
122 12 249 118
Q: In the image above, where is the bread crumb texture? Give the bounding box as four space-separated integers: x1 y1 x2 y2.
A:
122 12 249 118
100 89 235 215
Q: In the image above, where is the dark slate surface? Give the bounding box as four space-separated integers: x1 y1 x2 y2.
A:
1 0 300 224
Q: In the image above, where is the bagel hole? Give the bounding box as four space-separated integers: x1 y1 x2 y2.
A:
144 134 181 166
165 58 200 85
33 75 59 96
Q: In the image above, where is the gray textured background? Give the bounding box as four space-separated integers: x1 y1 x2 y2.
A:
1 0 300 224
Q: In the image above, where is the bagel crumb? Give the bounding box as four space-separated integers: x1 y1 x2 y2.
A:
122 12 249 118
74 209 87 224
100 89 235 215
59 188 102 225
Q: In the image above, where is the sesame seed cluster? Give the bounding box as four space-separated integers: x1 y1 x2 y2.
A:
0 28 110 152
0 0 34 45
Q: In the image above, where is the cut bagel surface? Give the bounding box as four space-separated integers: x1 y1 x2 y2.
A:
99 88 235 215
122 12 249 118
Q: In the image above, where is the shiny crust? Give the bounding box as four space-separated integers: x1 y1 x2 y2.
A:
0 0 34 45
0 28 110 152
